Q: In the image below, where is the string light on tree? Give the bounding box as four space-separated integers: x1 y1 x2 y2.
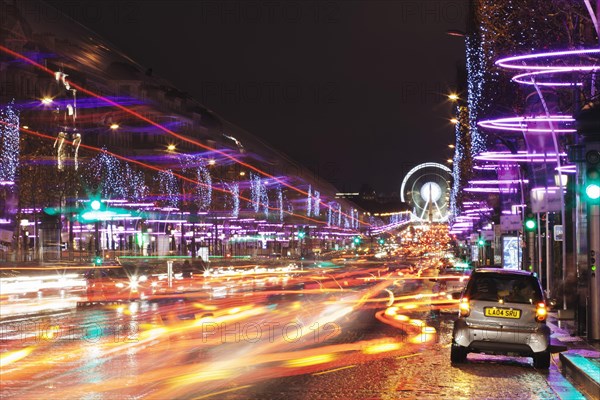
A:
313 190 320 217
225 182 240 218
158 169 179 208
195 158 212 210
0 100 19 185
260 179 269 218
123 164 148 201
306 185 313 217
250 173 261 213
89 151 126 198
277 186 284 222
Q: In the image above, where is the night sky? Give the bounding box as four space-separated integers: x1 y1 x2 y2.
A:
47 0 467 195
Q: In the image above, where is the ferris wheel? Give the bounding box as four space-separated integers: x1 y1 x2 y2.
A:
400 162 452 222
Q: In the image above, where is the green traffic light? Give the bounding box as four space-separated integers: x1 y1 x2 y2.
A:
585 183 600 200
93 256 103 266
90 200 101 210
525 219 536 231
477 239 485 246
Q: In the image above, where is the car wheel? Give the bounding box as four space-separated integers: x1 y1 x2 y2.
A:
451 343 468 364
533 350 551 369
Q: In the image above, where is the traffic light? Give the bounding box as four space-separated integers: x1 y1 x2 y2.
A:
591 250 597 273
524 215 536 231
92 255 103 266
477 238 485 247
90 199 101 211
584 149 600 203
353 236 361 245
378 238 385 245
297 228 306 239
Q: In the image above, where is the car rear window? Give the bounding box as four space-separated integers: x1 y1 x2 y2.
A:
466 273 543 304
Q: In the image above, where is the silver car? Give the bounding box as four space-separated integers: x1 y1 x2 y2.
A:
451 268 551 369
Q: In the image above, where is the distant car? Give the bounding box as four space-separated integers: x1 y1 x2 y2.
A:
451 268 551 369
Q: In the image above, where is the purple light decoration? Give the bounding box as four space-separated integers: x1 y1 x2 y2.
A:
13 96 146 111
468 179 529 185
478 115 575 133
474 151 567 163
473 164 501 171
464 207 493 213
555 164 576 174
464 187 519 193
511 69 592 87
495 49 600 71
0 100 19 186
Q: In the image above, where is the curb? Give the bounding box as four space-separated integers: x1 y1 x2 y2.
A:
559 352 600 399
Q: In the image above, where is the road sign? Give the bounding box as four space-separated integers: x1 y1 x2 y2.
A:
500 214 522 232
481 230 494 241
554 225 564 241
531 188 562 213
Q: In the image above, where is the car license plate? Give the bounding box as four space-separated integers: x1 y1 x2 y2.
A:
484 307 521 319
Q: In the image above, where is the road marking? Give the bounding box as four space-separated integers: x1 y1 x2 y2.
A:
192 385 253 399
312 365 356 376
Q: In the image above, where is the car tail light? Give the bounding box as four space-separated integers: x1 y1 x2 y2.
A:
459 297 470 317
535 302 547 322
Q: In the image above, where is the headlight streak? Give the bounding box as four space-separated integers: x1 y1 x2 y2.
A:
1 265 444 398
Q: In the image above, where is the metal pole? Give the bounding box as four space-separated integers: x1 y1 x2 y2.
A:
94 221 100 257
537 213 542 277
167 260 173 288
589 204 600 340
545 212 552 297
528 230 535 272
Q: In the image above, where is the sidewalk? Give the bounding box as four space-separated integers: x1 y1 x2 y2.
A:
547 313 600 399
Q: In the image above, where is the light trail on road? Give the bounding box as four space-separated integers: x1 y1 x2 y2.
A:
0 263 444 399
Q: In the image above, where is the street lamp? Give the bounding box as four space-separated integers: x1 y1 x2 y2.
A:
554 173 568 187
